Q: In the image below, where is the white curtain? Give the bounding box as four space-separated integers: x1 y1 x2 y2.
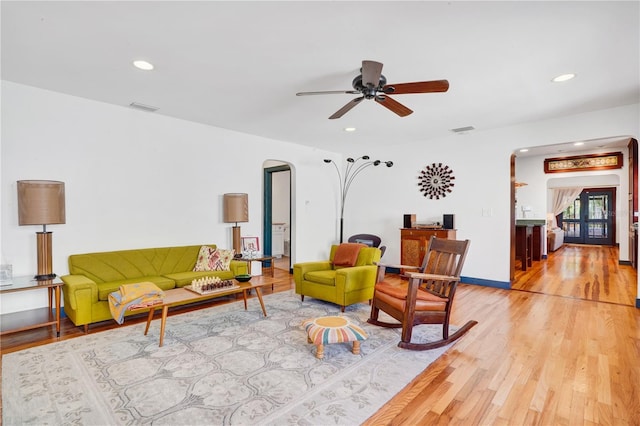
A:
549 187 584 227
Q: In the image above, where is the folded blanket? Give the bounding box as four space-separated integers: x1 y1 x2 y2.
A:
108 282 165 325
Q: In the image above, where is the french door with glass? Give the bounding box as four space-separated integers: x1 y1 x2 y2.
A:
559 188 615 245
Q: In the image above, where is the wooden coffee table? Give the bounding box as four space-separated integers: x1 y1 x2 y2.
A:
137 281 268 347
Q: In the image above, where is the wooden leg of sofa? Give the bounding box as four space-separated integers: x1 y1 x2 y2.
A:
301 295 304 301
84 324 89 334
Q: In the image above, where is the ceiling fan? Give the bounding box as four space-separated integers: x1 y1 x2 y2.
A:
296 60 449 119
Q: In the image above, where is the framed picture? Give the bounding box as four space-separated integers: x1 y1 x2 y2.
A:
242 237 260 252
544 152 623 173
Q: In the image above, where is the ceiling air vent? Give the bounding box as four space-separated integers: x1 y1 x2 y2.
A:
129 102 158 112
450 126 475 133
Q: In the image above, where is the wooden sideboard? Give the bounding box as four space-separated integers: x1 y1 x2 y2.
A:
400 228 457 267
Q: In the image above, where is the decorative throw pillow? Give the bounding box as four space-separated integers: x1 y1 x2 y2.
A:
193 246 217 271
211 248 235 271
333 243 366 267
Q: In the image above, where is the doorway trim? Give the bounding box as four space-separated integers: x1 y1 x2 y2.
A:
263 164 291 268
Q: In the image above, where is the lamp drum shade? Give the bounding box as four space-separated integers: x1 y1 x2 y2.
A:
18 180 66 225
223 193 249 223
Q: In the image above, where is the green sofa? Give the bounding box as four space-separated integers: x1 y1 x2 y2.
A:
293 245 381 311
61 244 248 331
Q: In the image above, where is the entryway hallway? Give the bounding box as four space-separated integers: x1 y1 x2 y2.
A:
512 244 637 306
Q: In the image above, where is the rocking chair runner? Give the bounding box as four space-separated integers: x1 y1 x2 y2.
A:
368 236 477 350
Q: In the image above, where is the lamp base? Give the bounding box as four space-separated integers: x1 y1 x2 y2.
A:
36 231 55 281
232 225 242 256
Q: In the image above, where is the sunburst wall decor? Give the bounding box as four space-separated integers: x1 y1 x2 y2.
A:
418 163 455 199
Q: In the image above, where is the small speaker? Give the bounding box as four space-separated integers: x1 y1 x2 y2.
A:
404 214 416 228
443 214 455 230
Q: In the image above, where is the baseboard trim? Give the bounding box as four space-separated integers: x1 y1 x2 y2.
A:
461 276 511 290
385 269 511 290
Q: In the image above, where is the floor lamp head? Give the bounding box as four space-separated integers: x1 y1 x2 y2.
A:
17 180 66 280
223 193 249 256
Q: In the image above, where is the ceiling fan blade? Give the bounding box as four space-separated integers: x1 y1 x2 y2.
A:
329 96 364 119
375 95 413 117
383 80 449 94
362 60 384 87
296 90 360 96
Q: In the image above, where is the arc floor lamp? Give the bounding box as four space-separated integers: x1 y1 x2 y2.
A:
324 155 393 242
17 180 66 280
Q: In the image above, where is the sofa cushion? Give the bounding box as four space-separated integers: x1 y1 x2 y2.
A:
355 247 381 266
304 270 337 286
333 243 366 267
97 276 175 301
68 245 218 283
194 246 217 271
212 249 234 270
193 246 234 271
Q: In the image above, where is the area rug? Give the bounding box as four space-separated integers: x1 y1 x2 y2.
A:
2 290 455 425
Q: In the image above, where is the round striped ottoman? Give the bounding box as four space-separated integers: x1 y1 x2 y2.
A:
302 316 368 359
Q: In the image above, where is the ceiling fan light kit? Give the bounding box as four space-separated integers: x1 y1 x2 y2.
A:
297 60 449 119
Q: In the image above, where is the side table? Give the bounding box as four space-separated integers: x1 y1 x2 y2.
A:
0 276 63 338
238 255 275 277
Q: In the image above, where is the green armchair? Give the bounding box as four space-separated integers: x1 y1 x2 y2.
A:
293 244 382 311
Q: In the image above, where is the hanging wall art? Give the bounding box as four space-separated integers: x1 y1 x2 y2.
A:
418 163 455 199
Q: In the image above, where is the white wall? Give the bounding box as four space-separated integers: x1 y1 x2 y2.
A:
343 104 639 292
0 81 337 313
2 81 639 313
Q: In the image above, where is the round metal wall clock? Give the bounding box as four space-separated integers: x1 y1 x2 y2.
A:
418 163 455 199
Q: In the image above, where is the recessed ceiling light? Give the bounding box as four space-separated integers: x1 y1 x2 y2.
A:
574 142 585 146
133 60 154 71
519 148 529 153
551 73 576 83
343 127 356 132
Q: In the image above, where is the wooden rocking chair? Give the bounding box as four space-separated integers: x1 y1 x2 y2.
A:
368 236 477 350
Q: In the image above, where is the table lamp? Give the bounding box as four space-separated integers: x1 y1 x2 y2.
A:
223 193 248 256
17 180 66 280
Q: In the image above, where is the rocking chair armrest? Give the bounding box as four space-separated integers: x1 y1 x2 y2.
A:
374 262 421 270
405 272 460 282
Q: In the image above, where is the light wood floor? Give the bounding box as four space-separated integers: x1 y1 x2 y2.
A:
512 244 637 306
2 248 638 425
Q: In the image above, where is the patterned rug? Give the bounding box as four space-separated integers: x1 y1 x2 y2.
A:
2 290 455 425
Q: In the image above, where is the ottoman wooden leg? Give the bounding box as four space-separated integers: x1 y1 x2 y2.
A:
352 340 361 355
316 344 324 359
